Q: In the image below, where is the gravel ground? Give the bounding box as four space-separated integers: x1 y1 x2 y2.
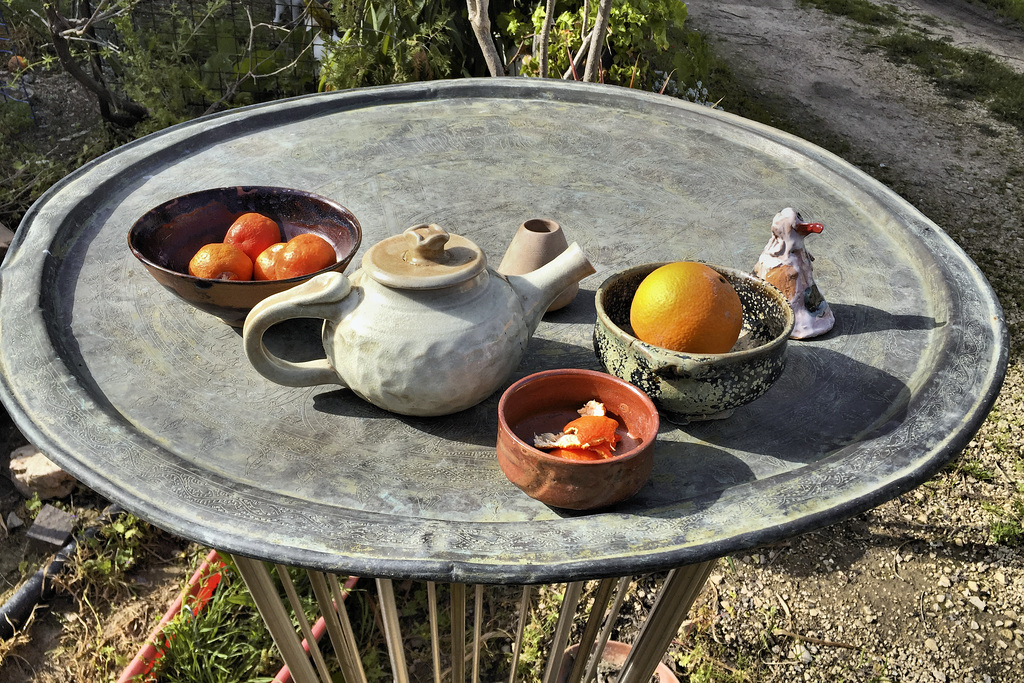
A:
670 1 1024 681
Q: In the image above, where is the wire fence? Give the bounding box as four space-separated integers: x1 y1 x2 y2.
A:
127 0 324 112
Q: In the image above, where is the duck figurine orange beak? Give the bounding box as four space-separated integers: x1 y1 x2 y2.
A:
753 208 835 339
795 220 824 235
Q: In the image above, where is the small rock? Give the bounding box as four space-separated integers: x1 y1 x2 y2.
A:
969 596 987 612
5 510 23 531
938 576 951 588
925 637 939 652
7 444 76 500
968 580 980 592
26 503 76 548
932 670 947 682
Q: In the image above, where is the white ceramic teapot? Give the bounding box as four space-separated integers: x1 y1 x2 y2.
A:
242 224 595 416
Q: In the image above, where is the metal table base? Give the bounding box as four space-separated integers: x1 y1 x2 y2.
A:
233 553 716 682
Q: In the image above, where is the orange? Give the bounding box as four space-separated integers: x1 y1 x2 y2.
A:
275 233 336 280
629 262 743 354
188 243 253 281
254 242 287 281
224 213 281 262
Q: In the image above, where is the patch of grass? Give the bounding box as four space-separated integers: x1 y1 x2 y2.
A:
987 497 1024 546
972 0 1024 28
960 460 996 481
798 0 902 26
879 30 1024 132
0 118 114 231
154 558 279 683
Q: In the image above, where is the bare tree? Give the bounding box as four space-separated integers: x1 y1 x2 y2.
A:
466 0 505 76
582 0 612 82
537 0 555 78
43 0 148 127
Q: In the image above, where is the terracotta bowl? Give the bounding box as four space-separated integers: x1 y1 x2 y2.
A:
593 263 794 424
128 186 361 326
496 369 660 510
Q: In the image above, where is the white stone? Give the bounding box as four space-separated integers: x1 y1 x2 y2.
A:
938 576 951 588
7 444 77 500
925 637 939 652
969 596 987 612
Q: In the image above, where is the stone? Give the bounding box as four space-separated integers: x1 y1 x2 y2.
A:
26 503 76 548
938 575 951 588
969 596 987 612
925 638 939 652
7 444 77 500
5 511 23 530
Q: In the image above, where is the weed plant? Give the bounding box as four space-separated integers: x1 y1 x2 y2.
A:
153 557 280 683
879 31 1024 132
973 0 1024 27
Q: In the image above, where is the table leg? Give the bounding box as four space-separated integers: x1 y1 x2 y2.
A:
615 559 718 683
231 556 715 682
232 554 322 683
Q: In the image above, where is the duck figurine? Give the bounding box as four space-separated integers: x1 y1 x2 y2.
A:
753 207 835 339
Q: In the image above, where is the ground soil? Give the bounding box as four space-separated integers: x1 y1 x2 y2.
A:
673 1 1024 681
1 0 1023 681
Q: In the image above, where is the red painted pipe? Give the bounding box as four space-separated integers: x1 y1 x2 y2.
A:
118 553 359 683
116 549 225 683
272 575 360 683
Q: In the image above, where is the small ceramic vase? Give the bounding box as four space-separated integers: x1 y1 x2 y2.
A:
498 218 579 312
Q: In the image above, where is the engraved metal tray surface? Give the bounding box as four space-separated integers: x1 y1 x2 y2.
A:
0 79 1007 584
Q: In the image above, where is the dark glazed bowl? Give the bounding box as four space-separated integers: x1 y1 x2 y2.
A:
128 186 361 326
496 369 660 510
594 263 795 424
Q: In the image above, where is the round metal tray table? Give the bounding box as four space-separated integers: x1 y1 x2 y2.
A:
0 79 1007 681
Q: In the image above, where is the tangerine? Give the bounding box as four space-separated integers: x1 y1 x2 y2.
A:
275 233 336 280
188 243 253 281
254 242 287 281
629 262 743 354
224 213 281 262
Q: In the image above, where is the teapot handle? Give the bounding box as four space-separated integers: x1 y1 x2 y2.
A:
242 272 353 388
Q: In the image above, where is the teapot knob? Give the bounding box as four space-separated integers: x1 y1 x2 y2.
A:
405 224 451 264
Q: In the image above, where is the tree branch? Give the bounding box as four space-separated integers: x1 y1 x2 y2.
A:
537 0 555 78
583 0 612 82
563 28 593 79
43 1 147 127
466 0 505 76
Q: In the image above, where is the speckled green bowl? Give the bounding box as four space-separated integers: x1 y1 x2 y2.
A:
593 263 795 424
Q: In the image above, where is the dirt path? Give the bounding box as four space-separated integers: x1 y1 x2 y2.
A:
678 1 1024 681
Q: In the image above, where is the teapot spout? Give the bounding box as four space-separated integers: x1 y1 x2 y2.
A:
505 243 596 333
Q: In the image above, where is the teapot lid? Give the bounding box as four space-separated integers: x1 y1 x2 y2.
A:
362 224 486 289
